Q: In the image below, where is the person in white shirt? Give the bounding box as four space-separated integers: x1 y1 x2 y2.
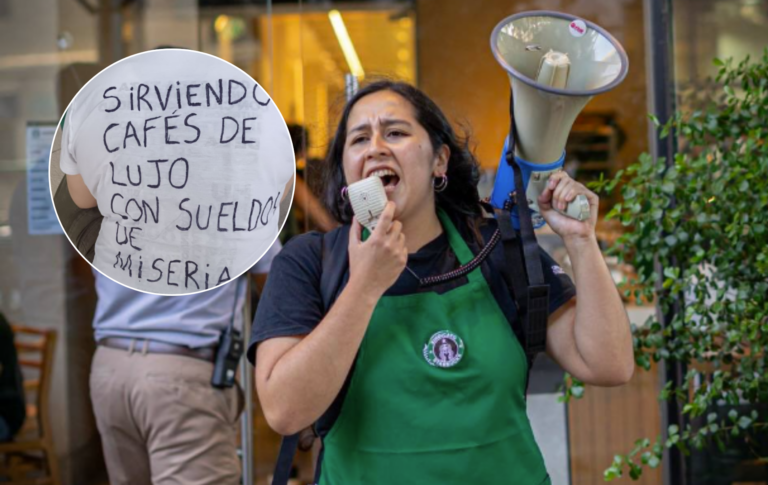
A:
90 241 280 485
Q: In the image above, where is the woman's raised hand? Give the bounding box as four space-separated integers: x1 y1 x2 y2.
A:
348 201 408 298
538 171 599 244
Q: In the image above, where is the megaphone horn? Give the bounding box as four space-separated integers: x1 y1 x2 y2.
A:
489 11 629 227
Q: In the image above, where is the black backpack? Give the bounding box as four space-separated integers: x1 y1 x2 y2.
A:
271 207 551 485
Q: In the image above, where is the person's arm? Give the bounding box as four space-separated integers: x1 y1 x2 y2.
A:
293 176 338 232
255 202 406 435
282 175 294 204
66 174 97 209
59 112 96 210
539 172 634 386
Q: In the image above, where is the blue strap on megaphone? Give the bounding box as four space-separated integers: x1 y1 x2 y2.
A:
490 138 565 230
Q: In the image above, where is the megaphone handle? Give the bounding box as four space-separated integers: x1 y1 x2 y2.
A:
525 169 590 222
559 194 591 221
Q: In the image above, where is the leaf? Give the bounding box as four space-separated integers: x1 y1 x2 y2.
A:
666 434 680 447
663 267 679 279
737 416 752 429
648 455 661 468
604 467 622 481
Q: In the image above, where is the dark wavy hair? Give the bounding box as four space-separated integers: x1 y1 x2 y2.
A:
322 80 482 225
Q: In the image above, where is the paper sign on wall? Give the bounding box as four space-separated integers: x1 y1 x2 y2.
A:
27 123 63 236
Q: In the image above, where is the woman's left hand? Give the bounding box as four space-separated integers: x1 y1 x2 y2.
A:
538 171 598 243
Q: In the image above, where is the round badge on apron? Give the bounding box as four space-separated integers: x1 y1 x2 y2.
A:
423 330 465 368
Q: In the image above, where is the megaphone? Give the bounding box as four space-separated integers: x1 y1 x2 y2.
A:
489 11 629 228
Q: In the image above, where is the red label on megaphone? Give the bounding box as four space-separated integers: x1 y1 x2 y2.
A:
569 20 586 37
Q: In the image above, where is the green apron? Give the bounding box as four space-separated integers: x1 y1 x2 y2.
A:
319 211 550 484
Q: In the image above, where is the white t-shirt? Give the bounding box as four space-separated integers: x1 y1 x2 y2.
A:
59 50 294 295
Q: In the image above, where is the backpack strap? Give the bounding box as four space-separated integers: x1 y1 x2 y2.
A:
491 209 533 366
503 88 550 359
271 434 300 485
320 225 351 312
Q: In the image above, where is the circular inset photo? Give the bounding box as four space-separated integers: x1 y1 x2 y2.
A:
50 49 295 295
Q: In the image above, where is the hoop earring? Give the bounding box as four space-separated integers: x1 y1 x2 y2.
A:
433 174 448 193
340 186 349 202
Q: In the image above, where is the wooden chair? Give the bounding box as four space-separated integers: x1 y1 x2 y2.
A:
0 325 60 485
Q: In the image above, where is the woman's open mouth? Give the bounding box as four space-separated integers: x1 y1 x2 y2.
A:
370 168 400 193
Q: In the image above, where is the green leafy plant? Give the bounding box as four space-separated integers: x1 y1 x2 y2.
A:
573 49 768 480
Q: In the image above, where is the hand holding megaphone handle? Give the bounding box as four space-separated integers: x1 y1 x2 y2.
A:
525 170 591 222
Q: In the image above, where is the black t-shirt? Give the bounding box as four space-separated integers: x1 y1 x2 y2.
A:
247 219 576 365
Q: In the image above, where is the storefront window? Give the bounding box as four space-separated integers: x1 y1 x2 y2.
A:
674 0 768 100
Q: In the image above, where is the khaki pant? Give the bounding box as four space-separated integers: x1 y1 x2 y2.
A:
90 345 243 485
